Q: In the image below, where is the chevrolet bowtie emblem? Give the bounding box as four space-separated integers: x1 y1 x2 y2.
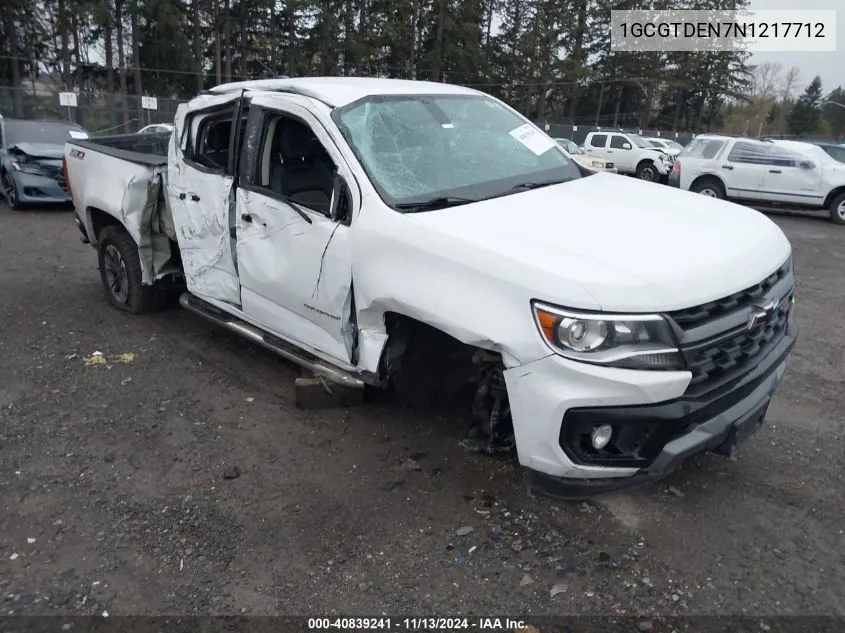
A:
746 304 771 331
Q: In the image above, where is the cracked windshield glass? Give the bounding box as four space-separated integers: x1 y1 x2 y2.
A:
335 95 582 207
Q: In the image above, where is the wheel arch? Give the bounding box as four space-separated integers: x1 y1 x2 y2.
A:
822 186 845 210
86 206 125 246
689 173 726 194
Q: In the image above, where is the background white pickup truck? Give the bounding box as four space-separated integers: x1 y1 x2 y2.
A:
63 77 797 498
583 130 675 182
668 134 845 224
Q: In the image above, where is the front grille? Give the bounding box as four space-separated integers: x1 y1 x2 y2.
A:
668 258 792 331
667 257 794 397
683 298 790 394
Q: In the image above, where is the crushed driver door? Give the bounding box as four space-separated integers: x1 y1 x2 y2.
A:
233 94 360 364
168 92 244 304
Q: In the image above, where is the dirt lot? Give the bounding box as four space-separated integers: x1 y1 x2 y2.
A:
0 203 843 618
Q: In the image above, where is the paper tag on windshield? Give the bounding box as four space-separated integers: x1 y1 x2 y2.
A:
509 124 556 156
68 130 89 139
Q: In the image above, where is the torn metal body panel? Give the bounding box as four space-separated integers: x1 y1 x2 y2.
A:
167 97 242 305
63 133 178 284
64 77 799 496
235 186 354 363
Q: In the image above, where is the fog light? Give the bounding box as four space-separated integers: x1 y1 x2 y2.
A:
591 424 613 450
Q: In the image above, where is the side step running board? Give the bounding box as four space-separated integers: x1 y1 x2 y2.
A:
178 293 365 389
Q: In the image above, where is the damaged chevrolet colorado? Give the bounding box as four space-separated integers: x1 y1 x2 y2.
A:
63 77 797 498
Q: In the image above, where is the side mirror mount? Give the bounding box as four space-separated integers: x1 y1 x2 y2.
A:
799 160 815 169
622 143 632 150
328 173 349 223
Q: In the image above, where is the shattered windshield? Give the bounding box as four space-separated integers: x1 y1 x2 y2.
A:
332 94 582 208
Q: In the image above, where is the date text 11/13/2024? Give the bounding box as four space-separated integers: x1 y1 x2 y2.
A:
307 617 530 631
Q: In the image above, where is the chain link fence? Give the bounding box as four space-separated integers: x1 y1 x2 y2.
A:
538 122 695 146
1 84 701 144
0 86 186 135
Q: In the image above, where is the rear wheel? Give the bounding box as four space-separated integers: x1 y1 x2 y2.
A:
829 193 845 225
97 225 162 313
2 171 23 210
691 178 725 199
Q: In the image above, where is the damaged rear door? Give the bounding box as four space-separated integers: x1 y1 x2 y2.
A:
168 92 244 305
233 93 360 364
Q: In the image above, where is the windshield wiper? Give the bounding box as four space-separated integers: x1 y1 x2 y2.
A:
394 196 477 213
508 178 570 193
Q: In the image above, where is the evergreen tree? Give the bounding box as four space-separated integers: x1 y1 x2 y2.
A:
788 76 824 136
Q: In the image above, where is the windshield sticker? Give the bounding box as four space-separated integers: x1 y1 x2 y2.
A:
509 124 556 156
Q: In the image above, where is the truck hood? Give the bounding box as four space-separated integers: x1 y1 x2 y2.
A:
409 172 791 312
8 143 66 159
642 146 674 158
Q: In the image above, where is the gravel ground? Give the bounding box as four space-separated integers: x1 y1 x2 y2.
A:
0 203 843 618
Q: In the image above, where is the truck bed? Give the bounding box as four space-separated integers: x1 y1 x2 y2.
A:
68 131 171 166
64 131 179 285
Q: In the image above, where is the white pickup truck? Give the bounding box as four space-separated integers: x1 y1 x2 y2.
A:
668 134 845 224
583 130 675 182
64 77 797 497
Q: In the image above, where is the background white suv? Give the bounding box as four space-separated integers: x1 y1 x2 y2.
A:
583 131 674 182
669 134 845 224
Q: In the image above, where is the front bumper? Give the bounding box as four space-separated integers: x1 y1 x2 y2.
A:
505 321 797 499
9 171 71 204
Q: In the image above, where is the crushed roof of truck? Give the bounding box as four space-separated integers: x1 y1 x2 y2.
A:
206 77 482 107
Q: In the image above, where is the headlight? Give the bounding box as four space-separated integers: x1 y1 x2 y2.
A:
11 161 46 175
591 161 604 168
532 301 685 370
660 154 672 163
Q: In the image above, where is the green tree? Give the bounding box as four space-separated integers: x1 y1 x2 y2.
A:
787 76 824 136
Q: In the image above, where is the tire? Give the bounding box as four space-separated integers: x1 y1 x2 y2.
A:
691 178 726 200
829 192 845 225
1 170 23 210
97 225 162 313
635 161 659 182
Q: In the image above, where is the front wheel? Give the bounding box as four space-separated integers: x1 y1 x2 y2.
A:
829 193 845 225
97 225 162 313
2 171 23 210
635 161 659 182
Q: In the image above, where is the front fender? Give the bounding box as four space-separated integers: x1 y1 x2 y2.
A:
349 204 601 375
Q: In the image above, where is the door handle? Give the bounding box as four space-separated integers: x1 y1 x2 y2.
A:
721 165 734 170
190 194 200 201
241 213 253 223
769 169 782 174
178 193 186 199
